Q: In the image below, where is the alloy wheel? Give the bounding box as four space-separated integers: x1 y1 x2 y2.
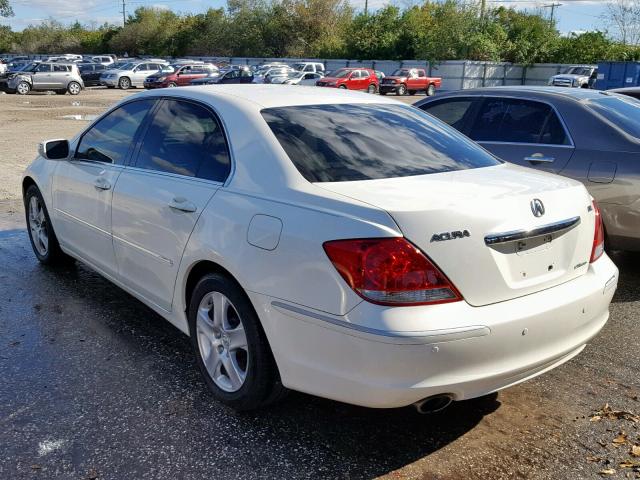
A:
28 196 48 256
196 291 249 393
17 81 30 95
68 82 81 95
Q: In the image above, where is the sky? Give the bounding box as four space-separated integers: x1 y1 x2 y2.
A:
0 0 611 34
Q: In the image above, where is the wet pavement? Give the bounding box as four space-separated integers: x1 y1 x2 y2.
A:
1 202 640 480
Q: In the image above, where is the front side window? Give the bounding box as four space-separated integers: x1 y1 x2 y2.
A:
392 69 410 76
135 100 230 182
262 103 500 183
469 98 569 145
35 64 51 72
76 100 155 164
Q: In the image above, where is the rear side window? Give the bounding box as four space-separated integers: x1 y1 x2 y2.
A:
586 95 640 139
420 98 476 132
135 100 230 182
469 98 569 145
261 103 500 183
76 100 155 165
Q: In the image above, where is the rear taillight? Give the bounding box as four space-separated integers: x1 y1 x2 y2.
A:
590 201 605 263
323 237 461 306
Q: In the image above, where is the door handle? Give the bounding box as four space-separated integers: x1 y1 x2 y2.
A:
93 177 111 190
169 197 197 213
525 155 555 164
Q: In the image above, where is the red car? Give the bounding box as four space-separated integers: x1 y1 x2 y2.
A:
316 68 379 93
379 68 442 96
143 63 218 89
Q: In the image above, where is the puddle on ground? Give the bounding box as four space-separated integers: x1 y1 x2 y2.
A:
58 114 98 121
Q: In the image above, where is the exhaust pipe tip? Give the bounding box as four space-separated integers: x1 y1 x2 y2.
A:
413 394 453 414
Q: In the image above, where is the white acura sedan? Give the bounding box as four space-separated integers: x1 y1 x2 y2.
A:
22 86 618 412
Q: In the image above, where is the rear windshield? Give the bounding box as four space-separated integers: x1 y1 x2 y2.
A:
586 95 640 139
261 103 500 182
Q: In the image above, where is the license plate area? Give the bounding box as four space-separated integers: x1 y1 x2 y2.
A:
516 234 553 256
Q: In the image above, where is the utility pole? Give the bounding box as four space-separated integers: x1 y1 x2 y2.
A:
121 0 126 26
480 0 486 20
542 3 562 27
364 0 368 16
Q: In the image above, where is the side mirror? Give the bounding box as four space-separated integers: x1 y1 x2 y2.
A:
39 139 69 160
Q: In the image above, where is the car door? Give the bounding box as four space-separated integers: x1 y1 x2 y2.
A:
177 65 196 86
300 73 319 86
466 97 575 173
52 99 157 277
111 99 232 312
51 64 70 88
132 63 152 85
32 63 52 88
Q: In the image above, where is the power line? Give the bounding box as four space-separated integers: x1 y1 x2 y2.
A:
542 2 562 25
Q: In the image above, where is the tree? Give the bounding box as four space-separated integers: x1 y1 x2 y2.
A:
604 0 640 46
0 0 13 18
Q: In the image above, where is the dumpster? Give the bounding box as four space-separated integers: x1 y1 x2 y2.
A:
596 61 640 90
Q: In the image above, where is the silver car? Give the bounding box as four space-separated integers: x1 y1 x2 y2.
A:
100 60 170 89
6 62 84 95
416 86 640 251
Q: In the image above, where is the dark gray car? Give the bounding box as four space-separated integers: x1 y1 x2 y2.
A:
415 86 640 251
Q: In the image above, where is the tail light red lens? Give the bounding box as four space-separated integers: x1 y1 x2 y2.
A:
323 237 462 306
590 200 605 263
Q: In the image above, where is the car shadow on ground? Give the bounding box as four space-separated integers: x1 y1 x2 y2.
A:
1 223 499 478
609 250 640 303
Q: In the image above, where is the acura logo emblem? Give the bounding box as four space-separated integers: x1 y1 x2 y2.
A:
530 198 545 217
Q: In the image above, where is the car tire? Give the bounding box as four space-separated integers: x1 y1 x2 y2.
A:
396 84 407 96
118 77 131 90
426 84 436 96
188 273 285 411
167 82 177 88
67 82 81 95
24 185 72 266
367 83 377 94
379 91 387 95
16 81 30 95
339 85 347 89
408 90 416 95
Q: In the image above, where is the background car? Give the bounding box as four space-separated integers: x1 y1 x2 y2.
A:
79 63 108 87
90 55 115 66
274 71 324 85
7 62 83 95
190 67 253 85
100 60 170 89
548 65 598 88
290 61 325 74
379 67 441 96
416 86 640 251
315 67 378 93
144 63 218 89
259 66 295 84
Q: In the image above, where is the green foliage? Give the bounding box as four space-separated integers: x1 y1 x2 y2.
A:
1 0 640 64
0 0 13 18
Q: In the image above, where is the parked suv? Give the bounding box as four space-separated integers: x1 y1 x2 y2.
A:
7 62 84 95
379 68 441 96
190 67 254 85
316 68 379 93
548 65 597 88
144 63 218 89
100 60 170 89
79 63 107 87
291 62 325 74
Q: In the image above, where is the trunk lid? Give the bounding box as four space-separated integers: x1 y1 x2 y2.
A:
318 164 596 307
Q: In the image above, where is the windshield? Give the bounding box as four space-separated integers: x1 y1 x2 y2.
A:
286 71 303 79
15 62 39 72
291 63 306 71
563 67 592 76
391 69 411 76
586 94 640 139
262 103 500 182
116 62 134 70
331 69 351 78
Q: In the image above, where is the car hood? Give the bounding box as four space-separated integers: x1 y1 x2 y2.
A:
553 74 588 81
383 75 407 81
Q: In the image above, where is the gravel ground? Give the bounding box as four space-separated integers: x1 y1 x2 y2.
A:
0 88 639 480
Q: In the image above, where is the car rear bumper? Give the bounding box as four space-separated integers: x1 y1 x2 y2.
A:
249 254 618 408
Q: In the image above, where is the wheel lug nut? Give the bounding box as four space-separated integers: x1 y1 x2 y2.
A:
217 345 224 354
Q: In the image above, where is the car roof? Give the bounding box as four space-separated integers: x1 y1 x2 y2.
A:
432 86 612 102
135 84 400 110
